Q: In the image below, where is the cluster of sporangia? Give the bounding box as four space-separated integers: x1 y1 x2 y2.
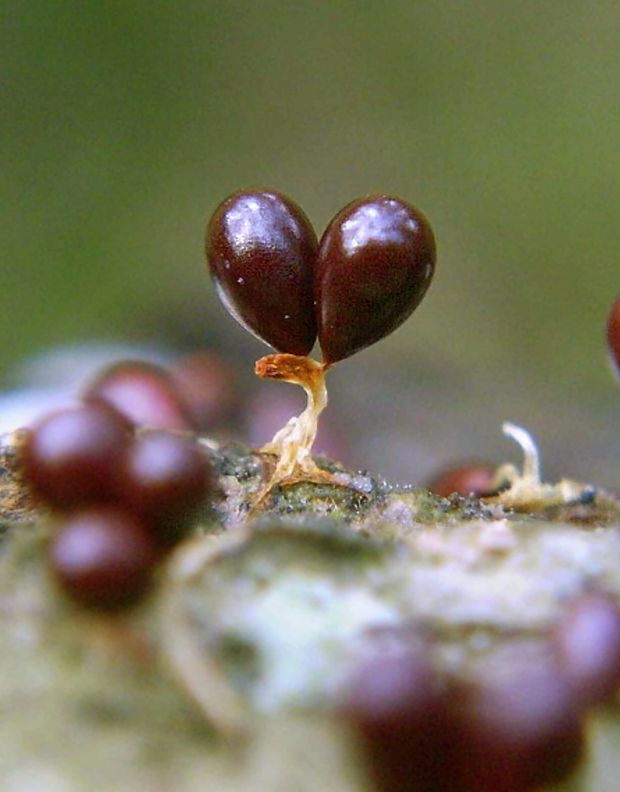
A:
21 361 214 610
206 189 436 367
342 592 620 792
608 292 620 381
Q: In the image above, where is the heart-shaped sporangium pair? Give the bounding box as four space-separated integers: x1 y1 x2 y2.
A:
204 189 437 499
205 189 436 367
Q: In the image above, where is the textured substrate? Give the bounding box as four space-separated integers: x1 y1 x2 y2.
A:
1 433 619 791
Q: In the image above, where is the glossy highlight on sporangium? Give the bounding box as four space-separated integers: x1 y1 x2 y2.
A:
206 190 318 356
315 196 436 364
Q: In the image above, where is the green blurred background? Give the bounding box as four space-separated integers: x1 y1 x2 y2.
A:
2 1 619 486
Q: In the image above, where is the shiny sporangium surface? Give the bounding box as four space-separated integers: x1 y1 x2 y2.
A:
117 430 213 545
50 506 157 610
315 195 436 364
341 644 446 792
83 360 196 432
426 462 497 498
554 594 620 707
22 402 133 508
454 658 584 791
206 190 318 356
607 293 620 377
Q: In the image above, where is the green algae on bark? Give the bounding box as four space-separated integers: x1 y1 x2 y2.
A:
1 431 620 790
